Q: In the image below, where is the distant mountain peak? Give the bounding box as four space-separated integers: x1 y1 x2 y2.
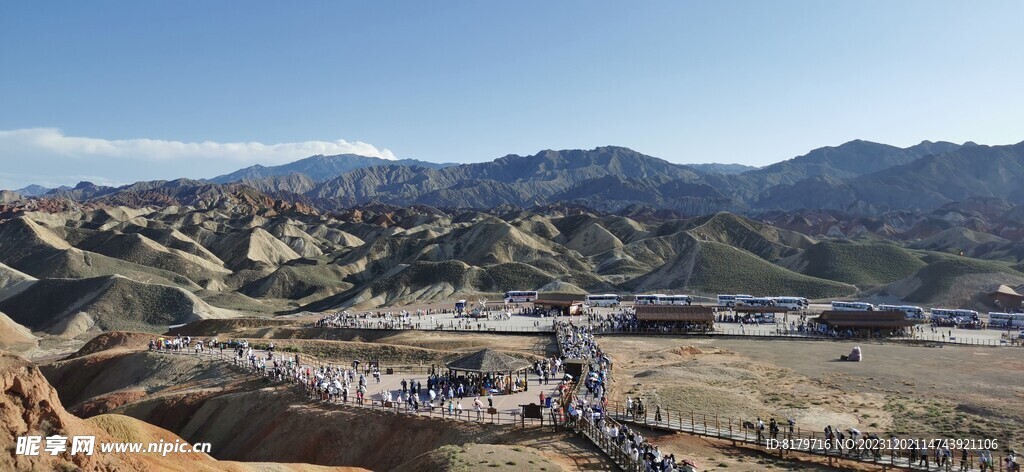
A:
13 184 53 197
687 163 759 175
210 153 453 184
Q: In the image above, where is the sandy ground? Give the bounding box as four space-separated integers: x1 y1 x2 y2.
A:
600 335 1024 453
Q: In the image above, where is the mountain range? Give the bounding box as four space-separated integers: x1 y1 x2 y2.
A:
5 137 1024 351
209 153 457 183
3 139 1024 216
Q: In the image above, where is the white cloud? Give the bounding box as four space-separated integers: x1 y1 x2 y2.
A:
0 128 397 163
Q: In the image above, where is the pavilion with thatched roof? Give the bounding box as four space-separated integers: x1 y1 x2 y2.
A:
446 348 532 395
447 348 530 373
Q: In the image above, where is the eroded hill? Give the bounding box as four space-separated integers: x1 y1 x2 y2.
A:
2 198 1024 349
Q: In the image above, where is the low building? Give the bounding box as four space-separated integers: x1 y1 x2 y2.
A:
533 293 585 316
635 305 714 332
985 284 1024 311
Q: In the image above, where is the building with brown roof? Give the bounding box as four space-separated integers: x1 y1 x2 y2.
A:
533 293 584 316
815 310 915 334
985 284 1024 311
634 305 714 332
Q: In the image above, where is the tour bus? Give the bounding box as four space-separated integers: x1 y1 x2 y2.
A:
656 294 693 305
930 308 979 326
736 297 777 308
930 308 979 321
753 312 777 323
585 294 622 307
830 301 875 311
988 312 1024 328
771 297 809 310
717 294 753 308
878 304 926 320
455 300 467 312
635 294 667 305
504 290 538 303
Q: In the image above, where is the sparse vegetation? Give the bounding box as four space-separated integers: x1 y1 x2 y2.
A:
905 253 1023 302
799 241 925 287
691 241 856 298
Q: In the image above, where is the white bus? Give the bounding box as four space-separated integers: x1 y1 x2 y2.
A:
930 308 979 325
878 304 926 320
585 294 622 307
771 297 808 310
988 312 1024 328
717 294 753 308
635 294 667 305
504 290 538 303
736 297 777 308
831 301 875 311
930 308 978 320
656 294 692 305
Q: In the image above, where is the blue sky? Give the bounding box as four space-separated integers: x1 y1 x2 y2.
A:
1 1 1022 188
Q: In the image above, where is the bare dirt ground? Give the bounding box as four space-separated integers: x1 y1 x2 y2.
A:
600 336 1024 456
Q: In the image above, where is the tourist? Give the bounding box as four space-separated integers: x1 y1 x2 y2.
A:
979 448 992 471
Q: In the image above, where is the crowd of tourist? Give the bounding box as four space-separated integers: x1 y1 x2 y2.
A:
152 332 577 423
716 313 774 325
584 308 711 334
314 308 534 331
587 308 639 332
555 322 692 471
424 369 532 398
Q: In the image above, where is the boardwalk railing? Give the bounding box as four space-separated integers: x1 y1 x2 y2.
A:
555 323 643 472
607 400 1015 472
